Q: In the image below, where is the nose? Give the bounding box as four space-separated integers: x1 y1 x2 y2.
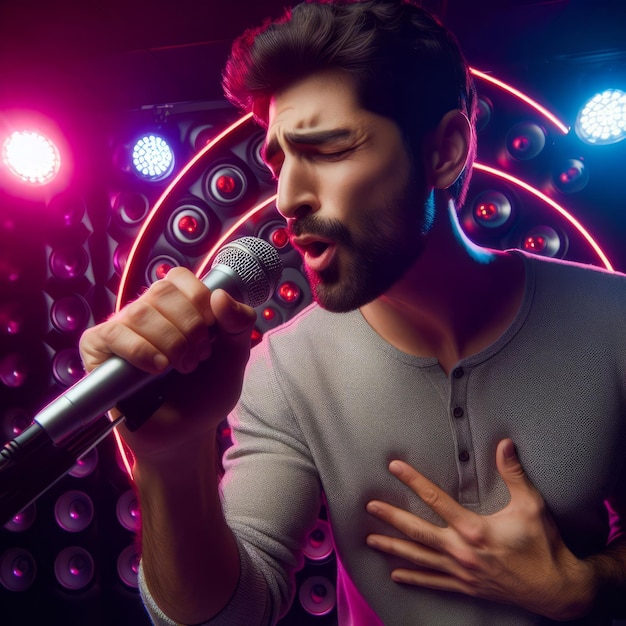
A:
276 158 319 221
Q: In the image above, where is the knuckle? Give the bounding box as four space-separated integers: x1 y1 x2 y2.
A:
123 299 155 328
78 325 95 352
404 520 422 541
419 485 440 507
94 318 158 367
147 277 176 299
456 568 481 592
164 265 193 282
521 491 545 518
453 547 480 572
96 319 125 348
459 519 487 547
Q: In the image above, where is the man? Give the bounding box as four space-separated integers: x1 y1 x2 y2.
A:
79 1 626 624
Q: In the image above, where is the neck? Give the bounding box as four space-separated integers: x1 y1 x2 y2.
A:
360 193 525 374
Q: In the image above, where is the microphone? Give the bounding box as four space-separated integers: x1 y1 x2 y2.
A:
0 236 283 524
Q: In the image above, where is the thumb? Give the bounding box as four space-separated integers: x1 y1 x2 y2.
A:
210 289 257 337
496 438 531 490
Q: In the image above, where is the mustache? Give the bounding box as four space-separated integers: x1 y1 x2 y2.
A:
287 215 350 244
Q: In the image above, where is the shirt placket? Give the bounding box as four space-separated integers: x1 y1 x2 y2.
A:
449 366 479 506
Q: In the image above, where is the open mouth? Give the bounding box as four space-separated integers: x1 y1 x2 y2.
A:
308 240 329 257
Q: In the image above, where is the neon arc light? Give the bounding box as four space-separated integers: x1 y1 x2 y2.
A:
470 68 570 135
473 162 613 271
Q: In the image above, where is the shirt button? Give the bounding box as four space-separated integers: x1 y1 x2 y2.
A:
453 407 464 418
453 367 464 379
458 451 470 462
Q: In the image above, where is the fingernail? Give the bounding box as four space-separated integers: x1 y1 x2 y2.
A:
389 460 403 475
366 502 380 515
153 354 169 372
503 439 517 459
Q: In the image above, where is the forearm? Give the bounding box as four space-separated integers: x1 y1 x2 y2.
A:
133 428 240 625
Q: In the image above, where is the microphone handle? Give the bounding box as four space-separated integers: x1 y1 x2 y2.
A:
34 262 246 445
0 415 119 526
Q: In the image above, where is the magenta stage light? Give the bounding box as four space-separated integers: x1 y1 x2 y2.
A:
2 130 61 185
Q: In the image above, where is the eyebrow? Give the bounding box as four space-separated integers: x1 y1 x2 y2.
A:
262 128 356 166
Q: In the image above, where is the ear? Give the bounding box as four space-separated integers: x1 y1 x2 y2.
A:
425 110 472 190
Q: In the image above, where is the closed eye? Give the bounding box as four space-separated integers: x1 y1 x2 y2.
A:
311 148 353 161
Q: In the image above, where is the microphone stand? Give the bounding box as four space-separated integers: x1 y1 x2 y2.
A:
0 413 125 527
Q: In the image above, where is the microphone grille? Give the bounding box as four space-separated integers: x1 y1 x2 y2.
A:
212 236 283 307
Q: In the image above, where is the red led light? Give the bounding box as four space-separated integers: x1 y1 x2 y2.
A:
251 328 263 344
262 307 276 321
475 202 498 221
277 281 301 304
270 227 290 249
523 235 546 251
155 262 173 280
216 175 236 194
511 136 529 151
178 214 200 235
218 422 232 439
207 166 247 204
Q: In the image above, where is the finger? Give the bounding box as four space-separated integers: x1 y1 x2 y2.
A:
118 285 208 374
152 268 216 355
366 533 452 573
79 319 170 375
388 567 472 596
388 460 475 528
207 290 258 384
162 267 215 326
495 439 538 500
210 289 257 337
82 270 214 375
365 533 475 595
366 500 444 549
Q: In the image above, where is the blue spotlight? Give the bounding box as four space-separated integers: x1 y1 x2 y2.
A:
131 134 174 180
575 89 626 145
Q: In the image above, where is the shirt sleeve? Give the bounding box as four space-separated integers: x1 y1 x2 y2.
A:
137 542 272 626
138 338 323 625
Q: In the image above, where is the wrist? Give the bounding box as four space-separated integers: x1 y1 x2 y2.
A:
133 429 218 473
536 553 597 621
560 558 598 620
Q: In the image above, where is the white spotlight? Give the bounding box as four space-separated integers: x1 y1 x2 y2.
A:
575 89 626 145
2 130 61 184
132 134 174 180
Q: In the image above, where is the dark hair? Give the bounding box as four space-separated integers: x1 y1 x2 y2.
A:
223 0 477 207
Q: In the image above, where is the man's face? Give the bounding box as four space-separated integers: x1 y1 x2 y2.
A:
264 70 432 312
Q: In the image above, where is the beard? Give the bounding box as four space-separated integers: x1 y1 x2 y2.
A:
288 177 432 313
